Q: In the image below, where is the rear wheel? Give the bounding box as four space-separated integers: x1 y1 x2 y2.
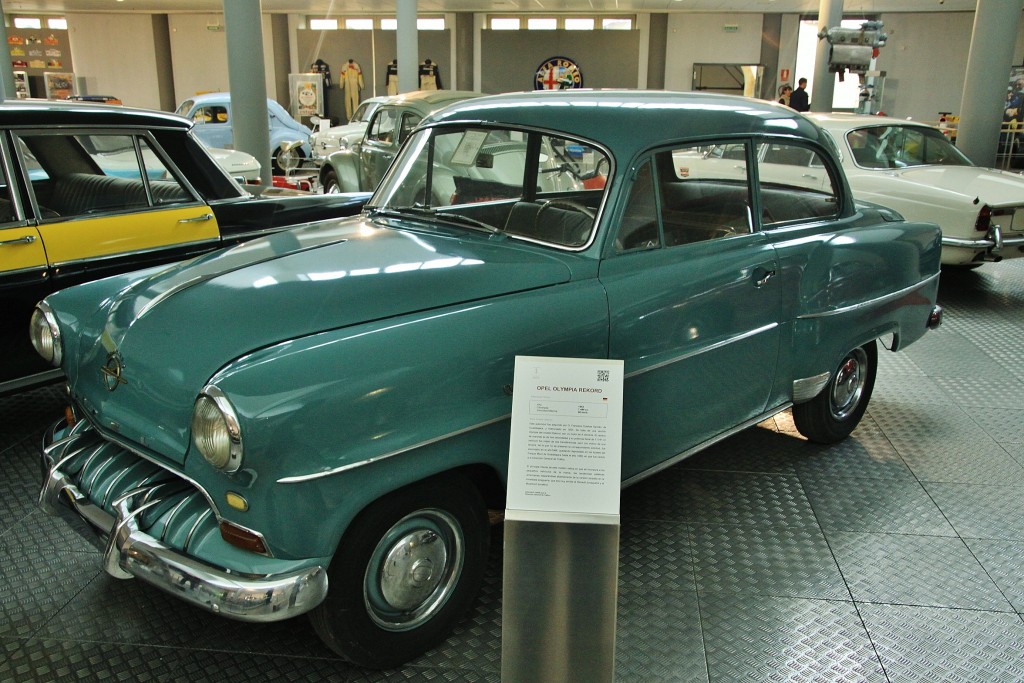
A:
310 473 489 669
793 340 877 444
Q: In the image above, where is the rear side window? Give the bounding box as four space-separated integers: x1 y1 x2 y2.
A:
756 141 839 225
15 132 196 220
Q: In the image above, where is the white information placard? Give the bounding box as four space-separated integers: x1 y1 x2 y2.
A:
506 355 624 522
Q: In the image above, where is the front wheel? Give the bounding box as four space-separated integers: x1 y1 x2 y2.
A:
309 473 489 669
321 168 341 194
793 340 877 444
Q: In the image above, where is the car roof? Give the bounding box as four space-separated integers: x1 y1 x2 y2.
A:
424 90 831 158
0 99 191 130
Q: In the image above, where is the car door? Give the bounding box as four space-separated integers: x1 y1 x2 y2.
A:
16 130 221 289
599 141 781 481
0 140 51 389
359 108 422 191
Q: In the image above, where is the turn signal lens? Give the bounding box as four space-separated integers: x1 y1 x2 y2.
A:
220 520 268 555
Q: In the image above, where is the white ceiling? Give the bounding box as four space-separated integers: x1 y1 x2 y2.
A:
0 0 978 15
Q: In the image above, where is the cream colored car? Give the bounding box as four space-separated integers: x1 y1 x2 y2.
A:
810 113 1024 267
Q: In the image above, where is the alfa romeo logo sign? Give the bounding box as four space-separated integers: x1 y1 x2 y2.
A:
535 57 583 90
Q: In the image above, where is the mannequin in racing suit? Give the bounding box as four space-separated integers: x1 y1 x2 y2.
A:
342 59 364 120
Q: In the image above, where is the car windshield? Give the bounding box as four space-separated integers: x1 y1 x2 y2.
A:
845 125 972 169
368 125 610 249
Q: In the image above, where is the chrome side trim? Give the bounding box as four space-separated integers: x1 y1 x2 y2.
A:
625 323 779 380
620 402 793 488
48 237 220 271
793 371 831 403
797 272 940 320
278 414 512 484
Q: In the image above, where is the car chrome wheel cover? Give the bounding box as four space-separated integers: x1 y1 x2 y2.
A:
364 509 464 631
829 347 868 421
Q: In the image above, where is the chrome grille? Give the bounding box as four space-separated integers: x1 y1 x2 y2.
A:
43 421 219 554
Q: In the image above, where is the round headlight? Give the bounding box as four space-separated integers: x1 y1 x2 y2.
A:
191 386 243 472
29 303 62 366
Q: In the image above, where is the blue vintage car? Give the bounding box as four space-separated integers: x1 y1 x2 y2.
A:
36 91 942 669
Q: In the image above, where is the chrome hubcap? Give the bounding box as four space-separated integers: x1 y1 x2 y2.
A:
364 509 463 631
830 347 868 421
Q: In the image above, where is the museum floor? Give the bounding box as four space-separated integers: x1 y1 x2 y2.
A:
2 260 1023 682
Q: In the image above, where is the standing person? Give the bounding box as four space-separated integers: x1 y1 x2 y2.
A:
789 78 810 112
778 84 793 107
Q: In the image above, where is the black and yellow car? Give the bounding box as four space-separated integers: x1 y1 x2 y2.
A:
0 100 368 394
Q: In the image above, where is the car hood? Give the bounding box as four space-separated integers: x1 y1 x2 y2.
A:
312 122 367 144
71 216 573 462
885 166 1024 208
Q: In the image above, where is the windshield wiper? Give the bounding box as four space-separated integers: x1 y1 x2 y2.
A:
368 206 502 235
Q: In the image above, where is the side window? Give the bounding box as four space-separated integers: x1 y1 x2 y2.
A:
615 161 661 252
16 133 194 220
398 114 422 144
368 109 398 144
194 106 228 124
659 142 752 246
757 141 839 226
0 173 16 224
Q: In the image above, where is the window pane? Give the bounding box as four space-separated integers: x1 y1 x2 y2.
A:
345 19 373 30
47 18 68 30
616 161 660 252
658 143 751 246
602 18 632 30
528 18 557 30
756 141 838 225
381 18 397 30
565 18 595 30
309 19 338 30
14 18 41 29
491 18 521 30
418 18 445 30
369 110 398 143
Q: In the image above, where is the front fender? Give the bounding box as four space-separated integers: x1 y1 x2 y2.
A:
202 279 610 560
321 150 363 191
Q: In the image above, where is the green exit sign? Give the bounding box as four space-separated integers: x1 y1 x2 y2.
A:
723 24 739 32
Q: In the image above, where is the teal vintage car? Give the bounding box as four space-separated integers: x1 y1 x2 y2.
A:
36 91 942 669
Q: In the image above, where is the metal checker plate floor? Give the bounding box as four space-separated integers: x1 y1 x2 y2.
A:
3 260 1024 682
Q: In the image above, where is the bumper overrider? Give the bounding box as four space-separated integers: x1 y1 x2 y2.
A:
38 416 327 622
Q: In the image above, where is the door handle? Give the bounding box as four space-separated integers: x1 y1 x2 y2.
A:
754 268 776 287
178 213 214 224
0 234 36 246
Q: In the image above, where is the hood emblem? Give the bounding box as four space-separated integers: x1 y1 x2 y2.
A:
101 351 127 391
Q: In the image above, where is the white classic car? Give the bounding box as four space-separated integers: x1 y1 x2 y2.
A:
309 96 388 161
206 146 261 183
809 113 1024 267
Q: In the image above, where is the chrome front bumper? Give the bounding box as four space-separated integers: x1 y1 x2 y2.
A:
39 418 327 623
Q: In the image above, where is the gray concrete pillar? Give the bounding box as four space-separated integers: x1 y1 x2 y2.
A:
957 0 1024 167
810 0 843 113
397 0 419 93
224 0 273 185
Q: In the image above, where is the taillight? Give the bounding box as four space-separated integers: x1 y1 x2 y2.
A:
975 205 991 232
